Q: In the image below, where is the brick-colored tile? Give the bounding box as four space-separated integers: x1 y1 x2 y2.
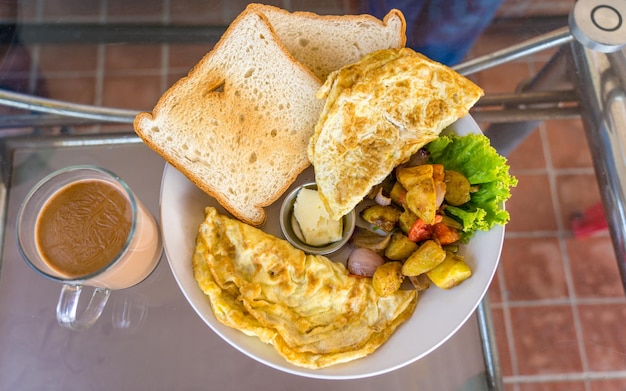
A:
38 44 99 74
0 1 17 20
505 173 558 232
169 0 228 24
491 307 514 376
590 378 626 391
41 0 103 22
473 61 532 95
44 77 96 105
104 44 162 72
504 384 516 391
545 119 593 170
471 32 534 59
579 303 626 371
106 0 163 22
555 173 602 231
488 267 503 303
567 236 624 298
168 44 214 70
101 75 162 111
501 237 568 301
507 128 546 171
15 1 37 21
510 305 583 375
518 381 586 391
166 72 188 91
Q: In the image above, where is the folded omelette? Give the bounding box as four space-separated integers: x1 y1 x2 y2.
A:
193 207 417 369
309 48 484 220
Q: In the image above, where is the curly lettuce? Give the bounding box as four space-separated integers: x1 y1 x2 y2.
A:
426 133 517 241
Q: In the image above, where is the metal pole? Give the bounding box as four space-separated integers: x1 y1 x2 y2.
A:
453 26 573 76
571 43 626 292
0 89 138 124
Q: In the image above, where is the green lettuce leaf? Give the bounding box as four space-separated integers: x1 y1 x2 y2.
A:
426 133 517 241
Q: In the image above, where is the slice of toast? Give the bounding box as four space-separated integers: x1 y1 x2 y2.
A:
134 10 324 226
246 4 406 82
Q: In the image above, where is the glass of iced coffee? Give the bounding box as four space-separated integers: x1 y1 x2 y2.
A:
16 165 162 330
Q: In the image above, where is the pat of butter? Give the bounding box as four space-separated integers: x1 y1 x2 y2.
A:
293 188 343 246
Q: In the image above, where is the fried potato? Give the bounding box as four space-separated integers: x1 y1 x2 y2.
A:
443 170 471 206
360 204 402 233
426 251 472 289
372 262 405 297
401 240 447 276
385 232 418 261
397 165 439 224
396 165 433 189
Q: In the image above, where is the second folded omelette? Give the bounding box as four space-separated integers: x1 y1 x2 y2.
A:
309 48 484 220
193 207 417 369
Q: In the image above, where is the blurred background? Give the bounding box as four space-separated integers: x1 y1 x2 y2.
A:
1 1 624 390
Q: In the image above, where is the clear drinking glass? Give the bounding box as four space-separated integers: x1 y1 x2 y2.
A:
16 165 162 331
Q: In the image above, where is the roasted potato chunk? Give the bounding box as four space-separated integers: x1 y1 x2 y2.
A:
372 261 404 297
444 170 471 206
426 251 472 289
385 232 419 260
396 165 438 224
360 205 402 232
396 165 433 189
401 240 447 276
398 209 418 234
389 181 407 208
405 178 436 224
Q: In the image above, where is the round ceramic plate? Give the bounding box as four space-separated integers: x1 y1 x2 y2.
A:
159 115 504 380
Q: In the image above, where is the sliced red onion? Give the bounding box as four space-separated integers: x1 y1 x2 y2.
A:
435 181 446 208
347 248 385 277
374 187 392 206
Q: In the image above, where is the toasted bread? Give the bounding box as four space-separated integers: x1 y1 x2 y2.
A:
134 10 324 226
246 3 406 82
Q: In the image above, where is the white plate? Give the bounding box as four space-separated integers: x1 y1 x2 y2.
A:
159 115 504 379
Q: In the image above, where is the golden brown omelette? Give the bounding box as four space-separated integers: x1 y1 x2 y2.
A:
308 48 484 220
193 207 417 369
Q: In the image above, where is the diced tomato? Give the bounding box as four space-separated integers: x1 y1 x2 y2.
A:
432 222 461 245
407 215 443 242
408 219 432 242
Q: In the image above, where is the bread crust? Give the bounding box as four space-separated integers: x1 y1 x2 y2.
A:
134 10 323 226
246 3 407 81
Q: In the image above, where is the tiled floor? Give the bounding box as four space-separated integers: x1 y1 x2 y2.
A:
469 26 626 391
2 1 626 390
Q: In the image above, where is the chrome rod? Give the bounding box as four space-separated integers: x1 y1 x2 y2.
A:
454 26 574 76
571 42 626 292
0 89 138 123
474 90 579 107
472 106 581 123
0 114 115 129
476 298 503 391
